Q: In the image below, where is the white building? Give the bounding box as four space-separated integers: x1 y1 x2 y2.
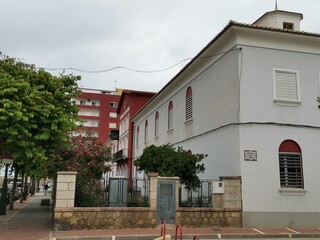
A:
132 10 320 227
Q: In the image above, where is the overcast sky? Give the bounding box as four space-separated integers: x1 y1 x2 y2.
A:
1 0 319 92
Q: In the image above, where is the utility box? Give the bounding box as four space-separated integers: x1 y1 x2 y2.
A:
212 181 224 194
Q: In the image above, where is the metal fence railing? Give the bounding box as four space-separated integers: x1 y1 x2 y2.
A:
179 179 212 207
74 176 213 208
74 176 149 207
107 177 149 207
74 177 106 207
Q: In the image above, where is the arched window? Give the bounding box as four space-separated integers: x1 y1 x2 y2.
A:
136 126 140 146
168 101 173 129
186 87 193 121
155 111 159 137
144 120 148 142
279 140 303 189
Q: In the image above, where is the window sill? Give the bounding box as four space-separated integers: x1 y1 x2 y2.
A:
167 128 174 134
274 99 301 107
184 118 193 126
279 188 307 196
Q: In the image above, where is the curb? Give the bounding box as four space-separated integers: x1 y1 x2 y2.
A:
53 233 320 240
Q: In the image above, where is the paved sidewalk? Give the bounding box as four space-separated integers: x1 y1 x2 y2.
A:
0 192 52 240
1 193 320 240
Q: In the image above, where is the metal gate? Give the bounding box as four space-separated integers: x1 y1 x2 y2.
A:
108 177 128 207
157 180 176 224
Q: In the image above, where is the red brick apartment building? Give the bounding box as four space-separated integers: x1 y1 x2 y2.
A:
110 89 156 180
74 88 121 144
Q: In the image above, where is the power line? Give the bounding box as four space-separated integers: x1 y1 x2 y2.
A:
42 49 235 74
43 58 192 74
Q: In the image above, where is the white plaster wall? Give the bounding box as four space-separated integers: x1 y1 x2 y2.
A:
237 44 320 214
254 12 302 31
134 124 241 181
133 48 241 161
239 46 320 127
172 125 241 180
240 124 320 212
132 27 320 218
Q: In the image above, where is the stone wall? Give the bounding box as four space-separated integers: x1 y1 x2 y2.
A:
54 207 157 230
53 174 243 230
54 207 241 230
176 208 242 228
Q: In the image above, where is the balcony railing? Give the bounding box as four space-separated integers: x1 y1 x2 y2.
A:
114 149 128 161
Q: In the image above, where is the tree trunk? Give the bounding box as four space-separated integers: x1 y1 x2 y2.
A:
0 164 9 215
9 165 19 210
20 169 25 203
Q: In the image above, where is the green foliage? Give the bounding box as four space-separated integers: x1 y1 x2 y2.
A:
75 177 105 207
179 195 211 207
0 54 81 170
127 194 148 207
134 144 207 190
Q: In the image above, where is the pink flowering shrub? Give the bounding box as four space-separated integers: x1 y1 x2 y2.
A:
48 136 112 179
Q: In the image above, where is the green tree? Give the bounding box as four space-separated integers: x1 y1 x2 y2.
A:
0 54 81 213
134 144 207 189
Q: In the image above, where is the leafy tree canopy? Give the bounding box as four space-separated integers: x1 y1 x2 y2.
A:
0 54 81 166
134 144 207 189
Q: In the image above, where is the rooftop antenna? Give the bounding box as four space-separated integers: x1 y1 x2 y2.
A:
275 0 278 10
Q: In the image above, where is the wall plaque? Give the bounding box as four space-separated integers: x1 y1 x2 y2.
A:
244 150 257 161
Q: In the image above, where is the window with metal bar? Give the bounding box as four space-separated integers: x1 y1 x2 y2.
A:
279 153 303 188
155 111 159 137
136 126 139 146
144 120 148 142
279 140 304 189
186 87 193 121
168 101 173 130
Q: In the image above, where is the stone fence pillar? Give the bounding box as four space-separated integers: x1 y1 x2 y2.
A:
212 176 242 209
147 173 159 210
55 171 77 208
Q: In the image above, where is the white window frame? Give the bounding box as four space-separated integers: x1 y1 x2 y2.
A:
186 87 193 121
109 112 117 118
155 112 159 137
110 102 118 108
168 101 173 130
144 120 148 143
136 126 140 147
273 68 301 106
